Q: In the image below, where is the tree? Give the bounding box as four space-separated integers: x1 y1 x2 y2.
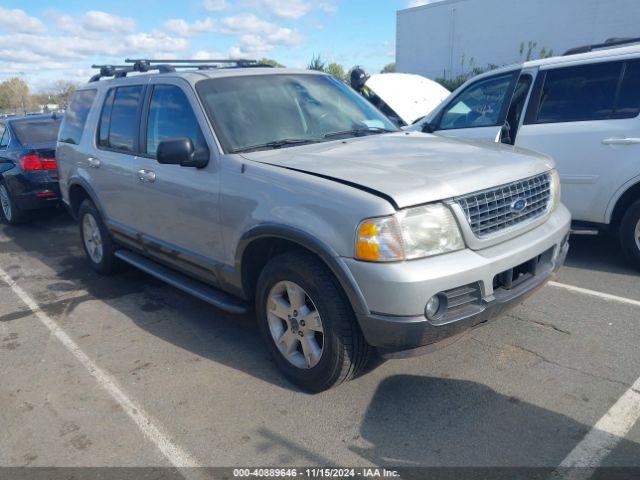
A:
0 77 31 114
326 62 346 80
381 63 396 74
307 54 326 72
52 80 78 108
258 58 285 68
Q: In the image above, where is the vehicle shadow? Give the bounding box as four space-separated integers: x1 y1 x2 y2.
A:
564 234 637 276
352 374 640 469
0 210 385 392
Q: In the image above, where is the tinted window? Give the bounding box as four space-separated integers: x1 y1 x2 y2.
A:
146 85 206 156
12 118 62 145
58 90 96 144
615 60 640 118
0 124 7 148
536 62 622 123
106 86 143 152
438 73 515 130
98 89 115 148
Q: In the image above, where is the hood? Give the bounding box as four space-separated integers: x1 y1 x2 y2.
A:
365 73 450 125
241 132 554 209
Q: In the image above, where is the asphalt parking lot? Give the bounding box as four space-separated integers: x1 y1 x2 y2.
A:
1 209 639 473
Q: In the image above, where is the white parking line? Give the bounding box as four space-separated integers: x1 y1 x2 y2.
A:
0 266 205 478
548 281 640 308
559 375 640 470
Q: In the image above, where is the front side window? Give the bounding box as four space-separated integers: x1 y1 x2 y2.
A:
146 85 207 157
536 62 622 123
97 85 144 153
58 89 96 145
437 73 515 130
196 74 397 153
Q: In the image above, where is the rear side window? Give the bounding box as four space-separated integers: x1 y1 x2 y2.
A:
0 124 7 148
615 60 640 118
535 62 622 123
145 85 207 156
98 85 144 153
12 119 62 145
58 90 96 145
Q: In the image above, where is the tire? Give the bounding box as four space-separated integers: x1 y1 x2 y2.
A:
255 251 370 392
0 181 29 225
619 199 640 269
78 199 121 275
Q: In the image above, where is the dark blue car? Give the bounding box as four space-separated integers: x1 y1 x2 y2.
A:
0 114 62 224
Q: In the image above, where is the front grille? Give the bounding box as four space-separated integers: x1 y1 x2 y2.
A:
456 173 551 238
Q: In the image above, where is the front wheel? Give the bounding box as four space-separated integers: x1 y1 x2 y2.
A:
256 252 370 392
619 199 640 270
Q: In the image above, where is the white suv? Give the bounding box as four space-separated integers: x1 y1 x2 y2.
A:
415 43 640 267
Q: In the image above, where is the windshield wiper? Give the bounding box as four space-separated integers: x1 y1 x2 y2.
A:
230 138 319 153
323 127 396 140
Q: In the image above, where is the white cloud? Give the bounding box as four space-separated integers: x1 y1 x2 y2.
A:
54 13 84 35
258 0 312 19
217 13 301 55
193 49 226 60
82 11 136 33
164 18 215 36
407 0 441 6
203 0 227 11
0 7 47 34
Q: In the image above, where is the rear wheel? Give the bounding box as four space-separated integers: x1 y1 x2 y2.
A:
78 200 121 275
0 182 29 225
619 199 640 269
255 251 370 392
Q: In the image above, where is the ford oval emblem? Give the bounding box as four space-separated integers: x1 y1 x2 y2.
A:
511 198 528 212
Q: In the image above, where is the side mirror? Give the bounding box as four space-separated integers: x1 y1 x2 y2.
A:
421 122 435 133
157 138 209 168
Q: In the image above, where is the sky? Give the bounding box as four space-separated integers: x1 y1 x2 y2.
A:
0 0 437 92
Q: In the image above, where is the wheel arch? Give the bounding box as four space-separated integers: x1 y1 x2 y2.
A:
67 177 105 220
609 179 640 231
236 224 370 316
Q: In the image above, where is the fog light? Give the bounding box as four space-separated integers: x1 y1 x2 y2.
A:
425 295 441 319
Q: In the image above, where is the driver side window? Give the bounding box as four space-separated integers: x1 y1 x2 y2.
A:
437 73 516 130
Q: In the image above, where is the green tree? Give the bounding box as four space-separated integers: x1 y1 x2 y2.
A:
307 54 326 72
0 77 31 114
52 80 78 108
326 62 346 80
380 63 396 73
258 58 285 68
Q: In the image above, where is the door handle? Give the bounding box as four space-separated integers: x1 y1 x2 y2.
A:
137 169 156 183
602 137 640 146
87 157 101 168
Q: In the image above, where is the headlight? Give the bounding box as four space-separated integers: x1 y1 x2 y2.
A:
550 169 561 211
356 204 465 262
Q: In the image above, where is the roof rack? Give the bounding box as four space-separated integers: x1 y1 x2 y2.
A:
89 58 270 82
563 37 640 56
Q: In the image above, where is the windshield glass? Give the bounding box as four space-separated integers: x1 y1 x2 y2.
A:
12 118 62 145
196 74 398 153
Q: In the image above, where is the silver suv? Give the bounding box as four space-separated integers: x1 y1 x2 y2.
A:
56 60 571 392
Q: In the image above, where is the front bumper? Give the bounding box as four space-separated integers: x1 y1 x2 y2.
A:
347 205 571 356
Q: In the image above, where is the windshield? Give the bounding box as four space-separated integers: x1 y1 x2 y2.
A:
12 118 62 145
196 74 398 153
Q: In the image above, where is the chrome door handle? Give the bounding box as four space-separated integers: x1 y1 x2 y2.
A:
137 169 156 183
87 157 101 168
602 137 640 145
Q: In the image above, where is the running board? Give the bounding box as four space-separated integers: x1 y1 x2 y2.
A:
115 250 250 315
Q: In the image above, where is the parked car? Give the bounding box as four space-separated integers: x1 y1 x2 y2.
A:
0 114 63 224
57 59 570 391
351 71 450 126
413 43 640 267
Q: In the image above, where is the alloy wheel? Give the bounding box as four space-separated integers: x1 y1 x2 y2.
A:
266 280 325 369
635 219 640 252
0 185 12 221
82 213 104 264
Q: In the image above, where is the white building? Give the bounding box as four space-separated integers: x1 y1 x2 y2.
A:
397 0 640 80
